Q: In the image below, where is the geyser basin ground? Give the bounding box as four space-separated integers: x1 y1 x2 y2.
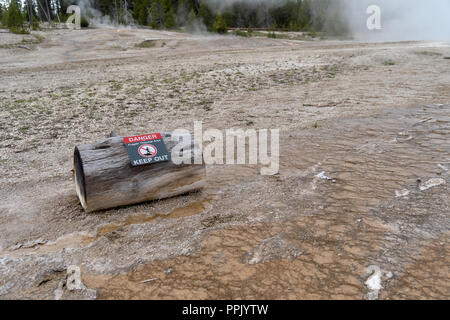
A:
0 28 449 299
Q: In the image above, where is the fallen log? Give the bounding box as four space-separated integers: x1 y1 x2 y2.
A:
73 132 206 213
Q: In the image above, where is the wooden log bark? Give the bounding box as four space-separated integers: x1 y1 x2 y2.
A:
73 132 206 213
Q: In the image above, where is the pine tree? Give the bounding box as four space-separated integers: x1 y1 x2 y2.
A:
133 0 150 26
213 15 227 34
0 3 4 26
6 0 25 32
138 6 148 26
161 0 172 13
298 0 312 30
197 3 214 31
185 8 197 31
176 0 190 26
149 0 162 29
164 7 176 29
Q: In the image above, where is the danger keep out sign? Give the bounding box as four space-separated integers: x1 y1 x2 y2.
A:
123 133 171 167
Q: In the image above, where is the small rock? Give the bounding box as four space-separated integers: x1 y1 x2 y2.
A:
419 178 446 191
164 268 173 274
395 189 410 197
316 171 332 180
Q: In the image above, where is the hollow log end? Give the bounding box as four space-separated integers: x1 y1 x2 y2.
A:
73 147 87 211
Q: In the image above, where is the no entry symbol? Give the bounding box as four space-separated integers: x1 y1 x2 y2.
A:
138 144 157 157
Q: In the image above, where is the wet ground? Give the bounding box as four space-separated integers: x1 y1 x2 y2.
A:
0 28 449 299
81 103 450 300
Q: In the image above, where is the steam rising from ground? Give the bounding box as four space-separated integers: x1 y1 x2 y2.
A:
72 0 135 28
342 0 450 41
206 0 450 41
72 0 450 41
75 0 114 28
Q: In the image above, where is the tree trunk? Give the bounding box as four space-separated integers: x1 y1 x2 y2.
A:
73 132 206 213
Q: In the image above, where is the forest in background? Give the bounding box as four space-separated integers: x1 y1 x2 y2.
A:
0 0 348 35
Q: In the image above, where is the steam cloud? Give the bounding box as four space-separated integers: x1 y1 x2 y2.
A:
69 0 450 41
342 0 450 41
206 0 450 41
71 0 135 28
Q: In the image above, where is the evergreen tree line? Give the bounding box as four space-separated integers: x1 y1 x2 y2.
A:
0 0 346 34
1 0 72 32
126 0 323 32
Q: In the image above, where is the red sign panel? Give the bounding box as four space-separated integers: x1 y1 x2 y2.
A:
123 133 162 144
